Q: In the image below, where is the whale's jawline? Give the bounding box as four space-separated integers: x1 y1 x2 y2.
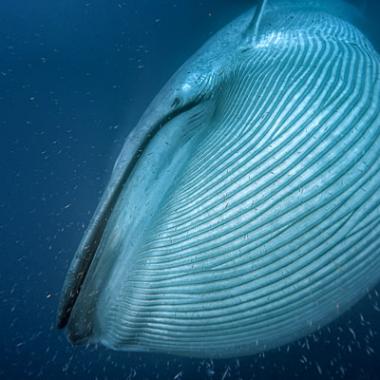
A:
56 97 209 333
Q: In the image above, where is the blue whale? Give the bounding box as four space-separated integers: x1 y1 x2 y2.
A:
57 0 380 358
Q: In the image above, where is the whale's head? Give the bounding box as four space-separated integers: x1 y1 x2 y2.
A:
58 0 380 358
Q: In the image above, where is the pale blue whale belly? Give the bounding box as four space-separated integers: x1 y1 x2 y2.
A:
58 1 380 358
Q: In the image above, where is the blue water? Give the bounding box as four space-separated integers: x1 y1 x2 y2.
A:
1 1 380 379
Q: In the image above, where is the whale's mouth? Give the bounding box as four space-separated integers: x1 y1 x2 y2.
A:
56 94 212 331
62 97 217 342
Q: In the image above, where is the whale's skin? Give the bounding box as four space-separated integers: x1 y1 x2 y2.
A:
58 0 380 358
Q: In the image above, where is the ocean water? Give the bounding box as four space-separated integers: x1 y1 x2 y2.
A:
1 1 380 379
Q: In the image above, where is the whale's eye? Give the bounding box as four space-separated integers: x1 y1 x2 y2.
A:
171 97 181 108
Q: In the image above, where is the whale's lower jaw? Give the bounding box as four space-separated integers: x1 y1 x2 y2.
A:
67 19 380 358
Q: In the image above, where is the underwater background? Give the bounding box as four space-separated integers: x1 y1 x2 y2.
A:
1 0 380 379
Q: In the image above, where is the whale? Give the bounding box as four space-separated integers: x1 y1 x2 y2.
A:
57 0 380 358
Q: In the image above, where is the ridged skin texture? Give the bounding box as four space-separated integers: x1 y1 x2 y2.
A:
67 6 380 358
